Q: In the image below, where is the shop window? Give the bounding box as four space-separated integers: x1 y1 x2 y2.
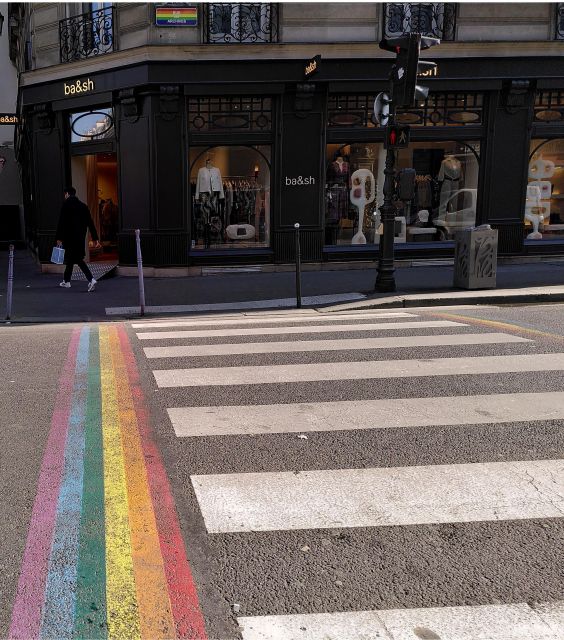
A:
324 140 479 246
328 92 483 129
534 90 564 123
70 108 114 143
188 96 272 132
383 3 456 41
525 140 564 240
189 146 270 250
204 3 278 43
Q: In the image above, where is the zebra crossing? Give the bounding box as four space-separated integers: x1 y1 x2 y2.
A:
130 307 564 639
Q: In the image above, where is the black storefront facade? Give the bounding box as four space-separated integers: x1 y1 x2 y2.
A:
18 55 564 269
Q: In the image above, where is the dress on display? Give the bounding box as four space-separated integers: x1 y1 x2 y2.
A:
438 155 462 216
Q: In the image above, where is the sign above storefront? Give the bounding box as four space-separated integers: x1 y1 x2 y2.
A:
304 55 321 79
156 6 198 26
64 78 95 96
418 65 438 78
0 113 18 124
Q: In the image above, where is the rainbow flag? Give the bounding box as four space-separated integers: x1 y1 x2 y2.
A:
8 325 207 639
156 6 198 27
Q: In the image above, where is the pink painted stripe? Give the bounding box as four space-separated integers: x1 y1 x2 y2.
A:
117 326 208 639
8 328 82 640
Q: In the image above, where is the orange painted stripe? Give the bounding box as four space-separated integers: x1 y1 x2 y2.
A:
109 327 176 639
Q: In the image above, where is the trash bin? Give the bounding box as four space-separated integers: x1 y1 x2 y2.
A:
453 225 498 289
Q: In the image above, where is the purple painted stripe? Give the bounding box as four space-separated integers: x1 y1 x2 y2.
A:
8 328 82 640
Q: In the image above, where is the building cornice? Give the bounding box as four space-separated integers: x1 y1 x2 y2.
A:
19 41 564 87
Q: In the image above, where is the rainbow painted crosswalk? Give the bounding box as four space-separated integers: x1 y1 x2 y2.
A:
9 325 207 640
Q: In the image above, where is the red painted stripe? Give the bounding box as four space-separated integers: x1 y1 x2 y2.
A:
9 328 82 640
117 326 208 639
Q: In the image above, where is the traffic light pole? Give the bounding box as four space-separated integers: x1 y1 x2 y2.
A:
375 99 397 293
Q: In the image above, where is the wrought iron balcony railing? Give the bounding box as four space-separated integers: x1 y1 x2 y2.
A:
383 3 456 41
556 3 564 40
59 6 114 63
204 3 278 43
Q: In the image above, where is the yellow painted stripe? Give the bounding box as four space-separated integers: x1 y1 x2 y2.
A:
108 327 176 639
99 326 141 639
432 312 564 342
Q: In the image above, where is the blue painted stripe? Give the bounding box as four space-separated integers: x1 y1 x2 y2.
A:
40 327 90 639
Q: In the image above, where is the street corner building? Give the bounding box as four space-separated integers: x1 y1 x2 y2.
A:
8 2 564 271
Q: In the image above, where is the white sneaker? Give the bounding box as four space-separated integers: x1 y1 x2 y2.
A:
59 281 71 288
87 278 97 292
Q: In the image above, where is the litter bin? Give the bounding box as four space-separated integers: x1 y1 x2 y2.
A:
453 225 498 289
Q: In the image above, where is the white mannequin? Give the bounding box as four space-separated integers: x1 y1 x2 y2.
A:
196 158 224 200
525 185 543 239
438 155 462 217
528 157 555 180
350 169 375 244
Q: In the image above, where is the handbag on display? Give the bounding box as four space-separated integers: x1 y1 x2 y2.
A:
51 246 65 264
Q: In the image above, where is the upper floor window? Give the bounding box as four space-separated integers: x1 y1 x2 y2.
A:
383 3 456 41
204 3 278 43
556 4 564 40
59 4 114 63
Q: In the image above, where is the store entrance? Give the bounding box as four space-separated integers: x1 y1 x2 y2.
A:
71 152 119 262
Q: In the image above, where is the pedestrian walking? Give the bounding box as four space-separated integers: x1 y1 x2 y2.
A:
55 186 100 292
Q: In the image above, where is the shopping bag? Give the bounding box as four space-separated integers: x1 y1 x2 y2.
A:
51 246 65 264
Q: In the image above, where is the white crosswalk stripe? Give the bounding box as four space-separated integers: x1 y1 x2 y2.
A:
153 352 564 387
131 310 416 329
144 332 529 358
135 319 465 340
237 602 564 640
130 308 564 639
168 391 564 437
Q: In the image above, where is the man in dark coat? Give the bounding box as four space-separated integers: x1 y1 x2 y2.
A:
56 186 101 291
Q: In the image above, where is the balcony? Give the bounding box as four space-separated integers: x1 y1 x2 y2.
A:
383 3 456 41
59 6 114 63
204 3 278 44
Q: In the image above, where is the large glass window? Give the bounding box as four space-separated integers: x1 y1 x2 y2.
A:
70 108 114 142
189 145 270 250
324 140 479 245
526 139 564 240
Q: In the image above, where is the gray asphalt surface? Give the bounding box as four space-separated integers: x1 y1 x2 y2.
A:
1 304 563 639
124 303 564 638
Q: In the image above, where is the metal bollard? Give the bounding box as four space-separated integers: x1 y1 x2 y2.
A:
5 244 14 322
294 223 302 309
135 229 146 316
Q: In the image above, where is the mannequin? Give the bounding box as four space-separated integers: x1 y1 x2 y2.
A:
195 158 225 248
438 155 462 217
326 155 350 218
525 184 543 239
350 168 375 244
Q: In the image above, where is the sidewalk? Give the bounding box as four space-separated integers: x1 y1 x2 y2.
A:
2 249 564 323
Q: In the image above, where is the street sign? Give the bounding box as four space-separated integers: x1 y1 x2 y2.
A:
373 92 391 126
384 125 410 149
155 6 198 26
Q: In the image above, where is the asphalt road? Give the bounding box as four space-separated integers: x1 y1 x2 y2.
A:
1 303 564 639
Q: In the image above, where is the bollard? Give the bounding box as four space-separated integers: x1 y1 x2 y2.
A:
5 244 14 322
135 229 146 316
294 223 302 309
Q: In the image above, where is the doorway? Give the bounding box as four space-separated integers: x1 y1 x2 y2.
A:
71 152 119 262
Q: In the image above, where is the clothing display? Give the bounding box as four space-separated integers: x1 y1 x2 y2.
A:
438 155 462 216
195 162 225 199
326 157 350 223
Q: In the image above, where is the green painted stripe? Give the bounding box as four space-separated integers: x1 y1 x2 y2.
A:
74 327 107 639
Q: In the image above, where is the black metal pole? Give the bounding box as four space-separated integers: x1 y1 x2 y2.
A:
294 223 302 308
376 77 397 293
6 244 14 322
375 146 397 292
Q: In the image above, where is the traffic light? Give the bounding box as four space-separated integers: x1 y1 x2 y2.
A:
384 124 410 149
379 33 440 108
